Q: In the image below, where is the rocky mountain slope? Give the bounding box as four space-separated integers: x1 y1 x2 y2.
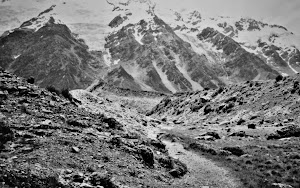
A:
147 75 300 187
101 0 281 92
97 0 300 92
1 0 299 93
0 68 192 188
162 10 300 76
0 7 108 90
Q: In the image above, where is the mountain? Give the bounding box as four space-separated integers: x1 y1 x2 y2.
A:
162 10 300 76
0 6 108 90
1 2 300 187
0 0 299 93
99 0 287 92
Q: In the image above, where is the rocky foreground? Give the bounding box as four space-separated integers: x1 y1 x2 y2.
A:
148 75 300 187
1 66 300 188
0 68 187 188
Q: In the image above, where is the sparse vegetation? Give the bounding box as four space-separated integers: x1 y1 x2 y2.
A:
149 75 300 187
0 69 187 188
46 85 60 96
61 88 73 101
46 86 74 102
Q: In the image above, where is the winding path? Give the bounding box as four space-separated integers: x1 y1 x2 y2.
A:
148 126 242 188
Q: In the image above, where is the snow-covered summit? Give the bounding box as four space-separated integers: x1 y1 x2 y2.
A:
159 9 300 50
17 5 63 32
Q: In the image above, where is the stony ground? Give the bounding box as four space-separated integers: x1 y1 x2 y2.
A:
0 69 188 188
148 75 300 188
2 68 300 188
71 90 244 188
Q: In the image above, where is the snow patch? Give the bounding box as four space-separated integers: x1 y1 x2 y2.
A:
152 60 177 93
13 54 21 59
121 62 155 92
133 27 144 45
241 46 257 54
174 55 203 91
113 59 120 65
103 49 112 66
20 12 63 32
287 60 298 74
176 31 215 63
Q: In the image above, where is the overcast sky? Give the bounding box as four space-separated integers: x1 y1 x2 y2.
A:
1 0 299 35
153 0 300 34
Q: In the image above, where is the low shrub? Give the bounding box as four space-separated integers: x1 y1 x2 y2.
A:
46 86 60 96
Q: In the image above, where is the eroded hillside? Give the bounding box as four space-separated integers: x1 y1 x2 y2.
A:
0 68 189 188
148 75 300 187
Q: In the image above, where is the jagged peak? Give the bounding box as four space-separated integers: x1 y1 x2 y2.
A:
188 10 202 20
38 5 56 17
18 5 63 32
107 0 155 13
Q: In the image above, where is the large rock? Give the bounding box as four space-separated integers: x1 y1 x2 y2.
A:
271 183 293 188
267 125 300 140
137 145 155 167
223 146 245 156
0 121 14 150
90 172 118 188
168 159 188 178
103 117 123 130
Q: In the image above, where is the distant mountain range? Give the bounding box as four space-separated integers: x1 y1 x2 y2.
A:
1 0 299 92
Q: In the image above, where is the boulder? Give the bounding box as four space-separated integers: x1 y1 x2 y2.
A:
150 139 166 150
267 125 300 139
0 121 14 150
203 105 213 115
196 131 221 141
103 117 123 130
27 77 35 84
138 145 154 167
0 91 8 100
195 135 216 141
229 131 248 137
67 119 90 128
247 124 256 129
189 142 218 155
218 150 232 156
236 118 246 125
223 146 245 156
168 159 188 178
73 172 84 183
71 146 80 153
90 172 119 188
203 131 221 139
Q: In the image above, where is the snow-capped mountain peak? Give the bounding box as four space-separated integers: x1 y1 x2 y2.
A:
106 0 156 29
1 0 300 94
18 5 63 32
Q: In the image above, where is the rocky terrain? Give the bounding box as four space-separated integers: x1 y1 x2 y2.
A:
99 0 299 93
87 79 166 113
1 1 300 188
0 69 191 188
1 62 300 188
148 74 300 187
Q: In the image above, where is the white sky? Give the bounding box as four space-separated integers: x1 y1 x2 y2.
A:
153 0 300 34
1 0 299 34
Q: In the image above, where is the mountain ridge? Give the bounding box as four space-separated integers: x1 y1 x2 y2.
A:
0 0 299 93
